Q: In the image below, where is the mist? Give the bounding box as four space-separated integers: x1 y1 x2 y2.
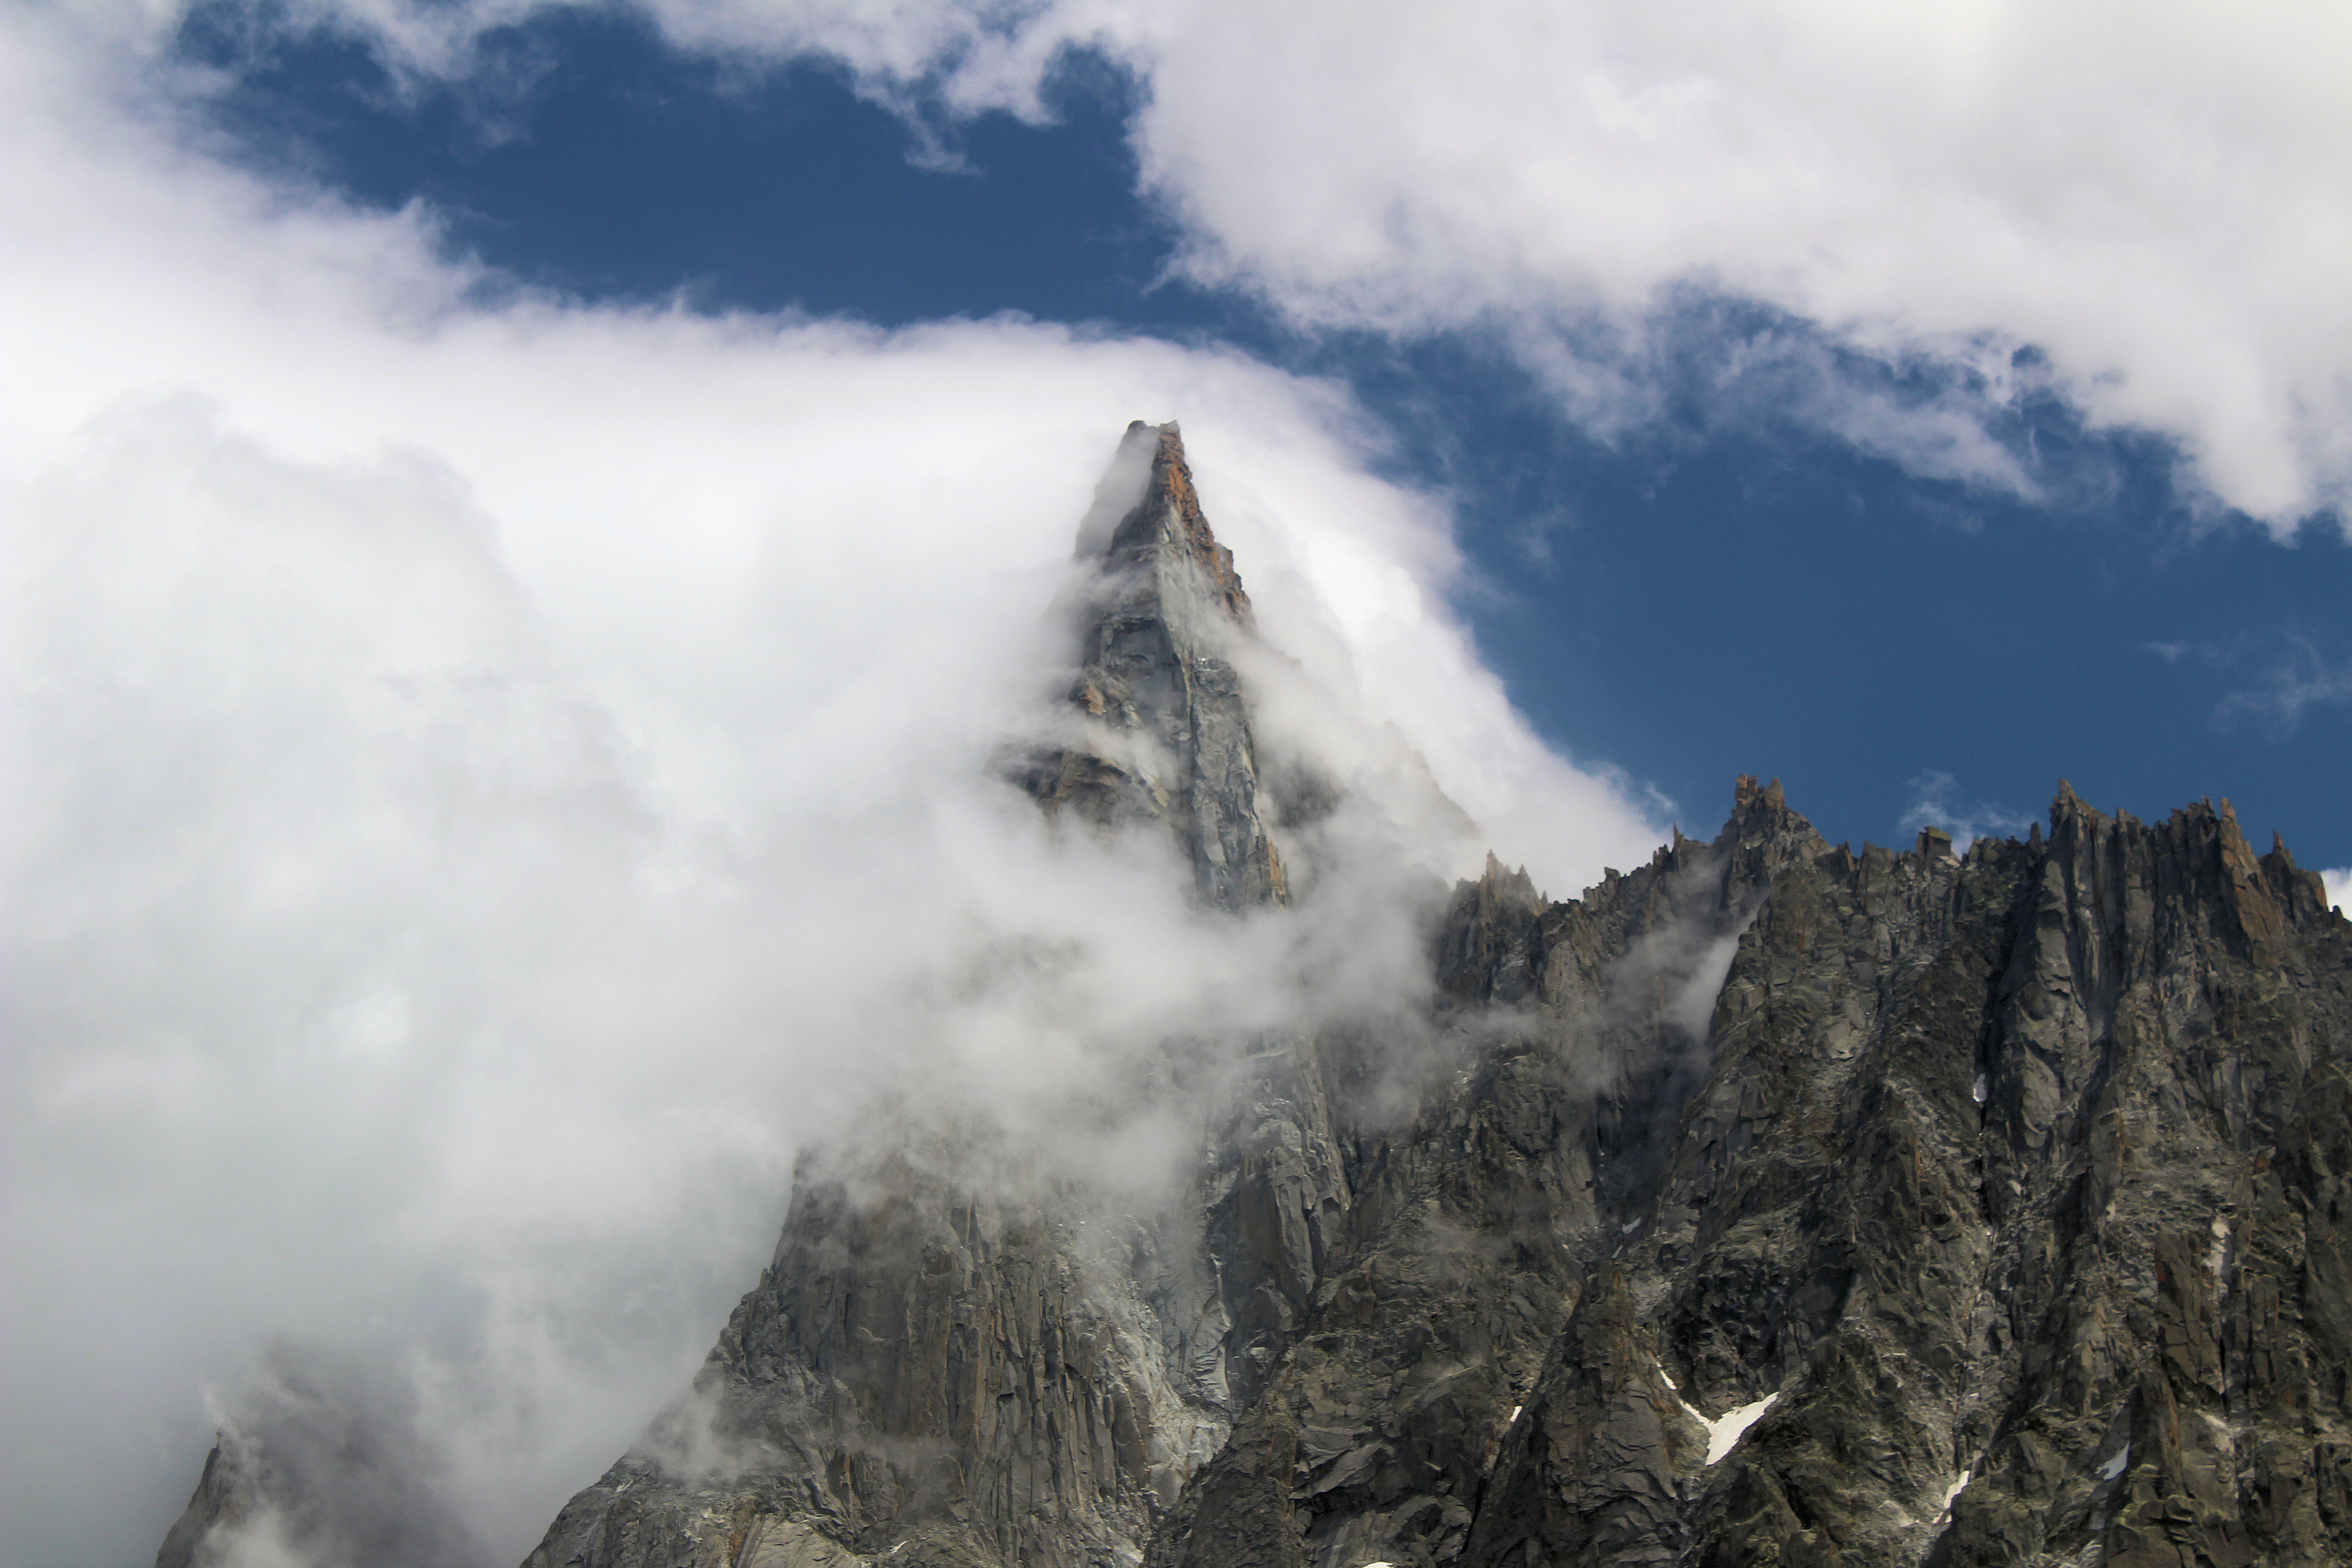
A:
0 13 1668 1567
2324 869 2351 916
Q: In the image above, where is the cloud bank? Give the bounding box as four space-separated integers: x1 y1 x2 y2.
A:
143 0 2352 530
0 10 1665 1567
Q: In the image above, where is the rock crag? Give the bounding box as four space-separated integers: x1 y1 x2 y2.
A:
156 428 2352 1568
1023 418 1286 910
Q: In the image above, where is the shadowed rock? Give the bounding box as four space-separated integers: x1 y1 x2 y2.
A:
151 431 2352 1568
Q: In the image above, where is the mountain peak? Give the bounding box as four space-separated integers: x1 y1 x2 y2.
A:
1025 422 1285 909
1090 420 1255 630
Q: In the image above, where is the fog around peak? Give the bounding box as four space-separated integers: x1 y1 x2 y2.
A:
0 13 1665 1565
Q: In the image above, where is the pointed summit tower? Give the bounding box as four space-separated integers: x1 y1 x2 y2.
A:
501 426 1303 1568
1027 421 1286 910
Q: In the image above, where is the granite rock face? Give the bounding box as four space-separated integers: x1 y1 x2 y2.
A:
1024 419 1287 910
1457 786 2352 1568
507 424 1302 1568
155 429 2352 1568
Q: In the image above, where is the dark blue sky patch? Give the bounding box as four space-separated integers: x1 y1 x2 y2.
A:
164 5 2352 869
1275 328 2350 862
1467 423 2349 859
172 4 1220 329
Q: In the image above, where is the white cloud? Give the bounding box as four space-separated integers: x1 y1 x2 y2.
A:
2323 869 2352 917
1082 1 2352 527
0 12 1665 1568
2214 638 2352 735
1899 770 2034 855
136 0 2352 529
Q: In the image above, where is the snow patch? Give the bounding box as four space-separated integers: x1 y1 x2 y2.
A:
1656 1362 1777 1464
1973 1073 1988 1105
1621 1219 1643 1234
1937 1473 1970 1515
1701 1394 1779 1464
2207 1216 2231 1281
2097 1444 2130 1481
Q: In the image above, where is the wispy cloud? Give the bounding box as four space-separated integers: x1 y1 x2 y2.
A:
2138 631 2352 736
2323 868 2352 916
1508 507 1576 579
1898 770 2034 854
2213 635 2352 736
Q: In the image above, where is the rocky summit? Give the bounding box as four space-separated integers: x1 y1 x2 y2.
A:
158 426 2352 1568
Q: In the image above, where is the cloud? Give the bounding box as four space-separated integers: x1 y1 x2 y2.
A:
141 0 2352 530
2323 868 2351 916
1899 769 2034 854
0 12 1666 1568
176 1341 489 1568
2138 631 2352 736
2213 637 2352 735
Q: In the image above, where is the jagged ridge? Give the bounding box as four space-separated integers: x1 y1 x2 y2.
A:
153 430 2352 1568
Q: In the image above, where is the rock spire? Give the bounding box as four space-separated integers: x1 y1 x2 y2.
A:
1024 420 1286 911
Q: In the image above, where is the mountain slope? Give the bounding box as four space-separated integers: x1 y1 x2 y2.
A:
1458 789 2352 1567
153 429 2352 1568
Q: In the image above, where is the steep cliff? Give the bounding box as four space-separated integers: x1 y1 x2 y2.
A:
1449 789 2352 1568
1023 419 1286 910
155 429 2352 1568
154 1343 485 1568
1129 781 2352 1568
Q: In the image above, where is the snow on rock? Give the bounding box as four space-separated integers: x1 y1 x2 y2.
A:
1700 1393 1779 1464
1657 1362 1779 1464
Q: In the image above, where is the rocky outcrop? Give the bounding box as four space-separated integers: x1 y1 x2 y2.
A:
513 424 1306 1568
487 426 1799 1568
518 1152 1218 1568
1456 788 2352 1568
153 428 2352 1568
1137 799 1808 1568
1024 419 1286 910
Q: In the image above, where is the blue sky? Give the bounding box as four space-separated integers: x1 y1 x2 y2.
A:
5 6 2350 1565
174 0 2348 869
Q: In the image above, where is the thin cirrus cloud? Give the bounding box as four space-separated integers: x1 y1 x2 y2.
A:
2145 634 2352 737
161 0 2352 532
1897 770 2035 856
0 10 1666 1567
2215 641 2352 735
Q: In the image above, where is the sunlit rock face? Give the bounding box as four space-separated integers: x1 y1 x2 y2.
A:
156 431 2352 1568
1023 419 1288 912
